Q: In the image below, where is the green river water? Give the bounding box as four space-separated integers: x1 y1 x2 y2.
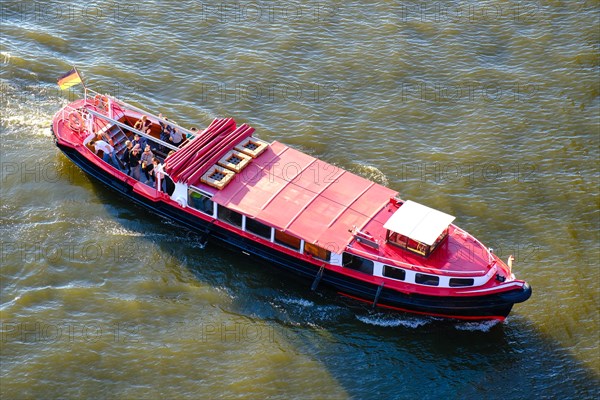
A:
1 1 598 399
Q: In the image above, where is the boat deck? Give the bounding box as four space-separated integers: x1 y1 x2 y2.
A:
351 203 494 276
54 96 496 277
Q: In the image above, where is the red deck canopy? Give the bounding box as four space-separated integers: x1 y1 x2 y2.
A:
211 141 397 253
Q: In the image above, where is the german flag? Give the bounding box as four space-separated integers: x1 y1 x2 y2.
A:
57 68 82 90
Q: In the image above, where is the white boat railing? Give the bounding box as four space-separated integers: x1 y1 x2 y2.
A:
85 108 180 153
83 88 199 140
348 223 495 276
70 88 180 152
348 246 488 275
451 224 496 266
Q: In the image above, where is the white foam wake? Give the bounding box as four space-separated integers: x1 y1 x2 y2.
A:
356 314 430 328
278 297 315 308
453 320 500 332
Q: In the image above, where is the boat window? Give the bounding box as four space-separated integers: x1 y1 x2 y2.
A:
217 206 243 227
407 239 429 256
449 278 474 287
383 265 406 281
342 253 374 275
432 228 448 247
388 232 409 248
415 273 439 286
429 228 449 253
245 218 271 239
388 232 430 256
304 243 331 261
275 230 301 251
188 189 214 215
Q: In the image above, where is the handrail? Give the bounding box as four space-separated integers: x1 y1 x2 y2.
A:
348 246 487 275
86 108 180 152
84 88 198 139
451 224 495 266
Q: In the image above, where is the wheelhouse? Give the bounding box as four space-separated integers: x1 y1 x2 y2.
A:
383 200 455 257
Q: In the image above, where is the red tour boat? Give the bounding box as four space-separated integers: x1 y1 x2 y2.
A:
51 88 531 321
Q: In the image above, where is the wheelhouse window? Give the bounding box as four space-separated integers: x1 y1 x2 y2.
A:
342 253 374 275
383 265 406 281
415 273 439 286
304 243 331 262
217 206 243 227
449 278 474 287
245 218 271 239
387 232 430 257
188 189 214 215
275 230 301 251
430 228 449 252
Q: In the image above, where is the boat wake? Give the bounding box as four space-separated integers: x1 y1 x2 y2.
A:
355 313 431 329
279 297 315 308
108 226 145 237
0 79 67 137
453 320 500 332
272 296 349 326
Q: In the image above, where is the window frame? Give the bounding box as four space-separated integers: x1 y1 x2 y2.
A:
274 229 302 251
383 265 406 281
187 188 215 216
342 252 374 275
244 217 272 240
217 205 243 228
415 273 440 286
449 278 474 287
304 242 331 262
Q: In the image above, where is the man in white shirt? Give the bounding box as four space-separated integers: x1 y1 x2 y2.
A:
89 139 121 170
151 157 165 192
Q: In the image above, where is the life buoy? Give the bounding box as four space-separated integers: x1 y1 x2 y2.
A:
94 94 109 113
68 111 84 131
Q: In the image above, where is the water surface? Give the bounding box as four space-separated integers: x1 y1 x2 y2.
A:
1 1 599 399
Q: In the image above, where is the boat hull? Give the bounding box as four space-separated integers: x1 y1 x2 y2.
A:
53 134 531 322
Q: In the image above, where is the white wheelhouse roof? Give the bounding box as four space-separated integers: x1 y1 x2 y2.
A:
383 200 456 246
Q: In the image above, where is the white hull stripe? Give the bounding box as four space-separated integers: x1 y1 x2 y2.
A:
457 281 524 294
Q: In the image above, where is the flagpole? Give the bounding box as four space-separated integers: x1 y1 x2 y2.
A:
73 66 88 94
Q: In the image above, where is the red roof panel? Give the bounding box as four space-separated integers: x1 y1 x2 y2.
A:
211 141 398 252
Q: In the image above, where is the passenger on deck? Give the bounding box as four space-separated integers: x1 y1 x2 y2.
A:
129 144 142 181
150 157 165 192
134 115 151 132
96 131 114 146
141 144 155 184
132 133 147 152
158 114 171 152
121 140 133 175
89 139 121 170
169 127 183 146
